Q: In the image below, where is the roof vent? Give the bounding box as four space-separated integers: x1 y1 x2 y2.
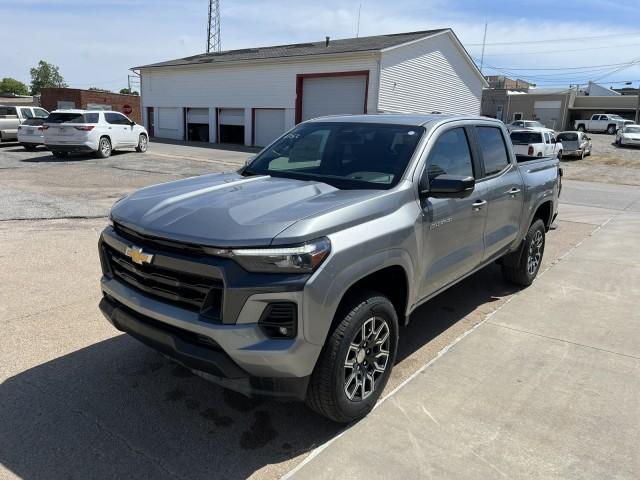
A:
325 36 330 47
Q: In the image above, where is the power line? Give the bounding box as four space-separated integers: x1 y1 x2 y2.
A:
469 42 640 57
481 61 640 71
466 30 640 47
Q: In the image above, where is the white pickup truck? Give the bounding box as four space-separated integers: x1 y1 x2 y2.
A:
574 114 626 134
0 105 49 142
510 129 563 158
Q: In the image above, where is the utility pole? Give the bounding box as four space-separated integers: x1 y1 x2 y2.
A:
479 20 488 75
636 81 640 124
207 0 221 53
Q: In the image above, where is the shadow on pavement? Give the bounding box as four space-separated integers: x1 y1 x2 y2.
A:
20 151 130 163
0 264 519 480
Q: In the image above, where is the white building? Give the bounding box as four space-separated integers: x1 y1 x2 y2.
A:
134 29 487 147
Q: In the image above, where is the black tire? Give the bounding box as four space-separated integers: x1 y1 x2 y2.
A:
577 125 585 132
23 144 37 151
51 151 68 158
557 150 563 160
96 137 112 158
306 291 399 423
135 134 148 153
502 219 546 287
607 125 616 135
580 148 585 160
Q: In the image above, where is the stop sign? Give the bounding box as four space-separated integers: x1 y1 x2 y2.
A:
122 104 133 115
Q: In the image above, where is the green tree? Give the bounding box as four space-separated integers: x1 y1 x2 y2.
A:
119 88 139 95
88 86 111 93
0 77 29 96
29 60 67 95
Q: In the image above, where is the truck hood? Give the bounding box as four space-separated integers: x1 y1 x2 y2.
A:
111 172 380 247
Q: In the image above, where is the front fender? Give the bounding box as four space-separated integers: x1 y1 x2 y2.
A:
302 247 416 346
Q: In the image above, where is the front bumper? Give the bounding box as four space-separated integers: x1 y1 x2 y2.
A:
99 294 311 399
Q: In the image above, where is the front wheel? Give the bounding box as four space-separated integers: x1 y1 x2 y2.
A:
135 134 148 153
502 219 546 286
96 137 112 158
306 291 398 423
557 150 563 160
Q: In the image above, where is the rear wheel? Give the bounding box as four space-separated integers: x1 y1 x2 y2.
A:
51 151 68 159
135 134 148 153
502 219 546 286
306 291 398 423
580 148 585 160
23 144 37 151
577 125 585 132
96 137 112 158
557 150 563 160
607 125 616 135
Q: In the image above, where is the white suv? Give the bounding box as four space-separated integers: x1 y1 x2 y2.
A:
44 110 148 158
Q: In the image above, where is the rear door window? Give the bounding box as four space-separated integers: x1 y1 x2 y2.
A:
424 128 474 181
20 108 34 119
476 127 511 177
0 106 17 116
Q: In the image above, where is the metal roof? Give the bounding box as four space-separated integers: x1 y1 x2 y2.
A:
135 29 449 69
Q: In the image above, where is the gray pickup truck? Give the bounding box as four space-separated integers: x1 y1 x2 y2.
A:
98 114 561 422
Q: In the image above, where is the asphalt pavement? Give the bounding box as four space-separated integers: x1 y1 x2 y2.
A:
1 140 638 479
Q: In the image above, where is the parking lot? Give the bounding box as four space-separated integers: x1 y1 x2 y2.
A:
1 139 640 479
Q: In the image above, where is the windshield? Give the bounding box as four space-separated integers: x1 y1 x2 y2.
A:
510 131 542 144
624 126 640 133
557 132 578 142
243 122 425 190
46 112 99 124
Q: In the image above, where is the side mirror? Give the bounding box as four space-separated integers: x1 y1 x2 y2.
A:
551 138 557 144
420 174 475 199
130 120 136 126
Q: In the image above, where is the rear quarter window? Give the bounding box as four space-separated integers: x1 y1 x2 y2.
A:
477 127 510 177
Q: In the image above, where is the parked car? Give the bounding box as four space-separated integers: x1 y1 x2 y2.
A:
98 114 561 423
507 119 553 133
510 129 563 158
615 124 640 147
44 110 148 158
574 114 626 134
17 117 47 150
0 105 49 142
556 131 592 159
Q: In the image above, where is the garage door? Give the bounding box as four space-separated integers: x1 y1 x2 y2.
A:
534 101 562 130
218 108 245 144
301 75 367 122
254 109 285 147
186 108 209 124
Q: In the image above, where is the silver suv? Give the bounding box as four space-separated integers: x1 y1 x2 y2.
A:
98 114 561 422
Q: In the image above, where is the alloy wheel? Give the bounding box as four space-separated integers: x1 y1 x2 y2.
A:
527 230 544 275
343 317 390 401
100 139 111 156
139 135 147 152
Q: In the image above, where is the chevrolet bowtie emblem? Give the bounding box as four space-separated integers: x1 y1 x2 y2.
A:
125 246 154 265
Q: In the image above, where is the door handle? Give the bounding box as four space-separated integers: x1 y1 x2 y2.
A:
506 187 521 196
472 200 487 211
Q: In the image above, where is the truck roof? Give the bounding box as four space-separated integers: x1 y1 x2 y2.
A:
306 113 503 128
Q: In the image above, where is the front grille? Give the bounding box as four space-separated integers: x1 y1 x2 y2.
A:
103 242 223 320
114 222 207 257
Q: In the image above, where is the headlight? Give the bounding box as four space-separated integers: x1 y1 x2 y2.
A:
208 237 331 273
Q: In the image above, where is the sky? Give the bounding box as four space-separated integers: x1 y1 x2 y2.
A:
2 0 640 92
